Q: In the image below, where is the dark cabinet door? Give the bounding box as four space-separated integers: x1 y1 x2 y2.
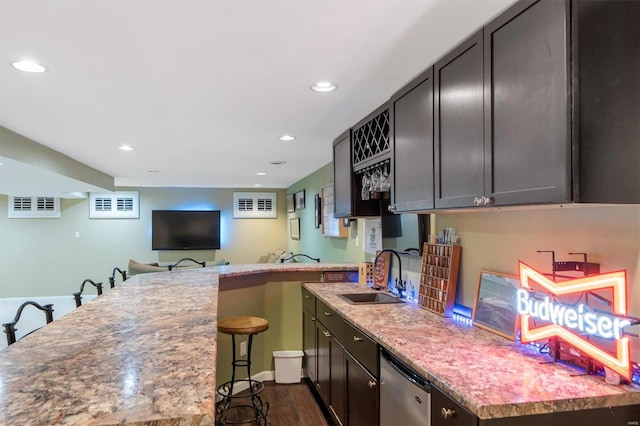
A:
431 386 477 426
391 68 435 212
329 337 346 426
333 130 354 218
345 351 379 426
484 0 570 205
317 322 346 426
316 323 331 407
573 0 640 204
302 308 317 385
434 30 485 209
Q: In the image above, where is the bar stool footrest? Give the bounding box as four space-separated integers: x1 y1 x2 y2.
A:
216 379 269 425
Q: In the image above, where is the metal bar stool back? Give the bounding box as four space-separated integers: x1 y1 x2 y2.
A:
73 279 103 307
108 267 127 288
3 301 54 346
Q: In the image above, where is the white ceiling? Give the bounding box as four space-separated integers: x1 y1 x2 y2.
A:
0 0 517 191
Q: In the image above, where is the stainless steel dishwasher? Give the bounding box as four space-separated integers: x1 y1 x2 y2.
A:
380 347 431 426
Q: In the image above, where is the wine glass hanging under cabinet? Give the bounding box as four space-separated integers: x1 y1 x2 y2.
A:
418 243 461 317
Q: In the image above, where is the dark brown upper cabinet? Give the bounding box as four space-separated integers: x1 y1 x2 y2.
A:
333 130 355 218
333 103 389 218
434 30 485 209
571 0 639 203
484 0 571 206
390 67 435 213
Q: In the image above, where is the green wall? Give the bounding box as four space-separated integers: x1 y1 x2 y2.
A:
285 162 367 264
215 280 304 384
0 187 288 298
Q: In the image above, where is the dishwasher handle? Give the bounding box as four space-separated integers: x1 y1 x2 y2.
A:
381 348 430 392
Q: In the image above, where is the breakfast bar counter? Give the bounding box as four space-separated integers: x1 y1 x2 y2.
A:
303 282 640 422
0 263 356 425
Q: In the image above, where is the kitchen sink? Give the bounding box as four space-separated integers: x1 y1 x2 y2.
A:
338 293 404 305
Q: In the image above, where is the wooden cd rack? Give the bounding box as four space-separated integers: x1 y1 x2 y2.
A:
418 243 461 317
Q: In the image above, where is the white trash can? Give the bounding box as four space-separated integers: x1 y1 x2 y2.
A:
273 350 304 384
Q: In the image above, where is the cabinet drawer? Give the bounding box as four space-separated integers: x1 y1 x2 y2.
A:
431 386 477 426
342 321 378 377
317 299 346 341
302 287 316 314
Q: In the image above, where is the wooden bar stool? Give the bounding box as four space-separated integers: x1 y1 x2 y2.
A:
216 316 269 425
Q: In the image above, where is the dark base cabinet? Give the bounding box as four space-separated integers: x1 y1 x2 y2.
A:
316 322 332 409
302 307 317 384
306 294 380 426
432 383 640 426
345 351 379 426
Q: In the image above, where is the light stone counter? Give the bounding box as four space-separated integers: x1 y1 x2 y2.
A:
304 282 640 421
0 263 356 425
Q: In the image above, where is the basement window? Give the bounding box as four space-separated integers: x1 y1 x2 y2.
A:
89 191 139 219
8 196 61 218
233 192 277 218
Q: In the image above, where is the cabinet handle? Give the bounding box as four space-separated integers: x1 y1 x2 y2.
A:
388 204 396 212
304 295 311 299
368 380 376 389
353 336 363 342
441 407 456 419
311 317 316 321
323 331 331 338
324 311 332 316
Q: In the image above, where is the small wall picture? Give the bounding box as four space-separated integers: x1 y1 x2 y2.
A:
295 190 305 209
290 217 300 240
473 271 521 340
286 194 295 213
314 193 321 228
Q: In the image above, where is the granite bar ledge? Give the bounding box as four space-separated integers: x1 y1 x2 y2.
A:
0 263 356 425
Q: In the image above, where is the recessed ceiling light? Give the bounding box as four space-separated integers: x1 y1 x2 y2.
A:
254 184 262 187
278 135 296 141
256 172 266 176
11 60 47 73
311 81 337 92
118 145 134 151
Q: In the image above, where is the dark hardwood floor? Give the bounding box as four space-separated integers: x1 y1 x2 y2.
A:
262 381 330 426
220 380 330 426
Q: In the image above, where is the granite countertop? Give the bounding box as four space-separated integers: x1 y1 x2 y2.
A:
0 263 356 425
303 282 640 420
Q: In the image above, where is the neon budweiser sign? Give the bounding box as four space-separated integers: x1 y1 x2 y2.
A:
517 261 632 380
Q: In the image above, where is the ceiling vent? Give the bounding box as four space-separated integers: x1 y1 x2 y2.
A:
233 192 277 219
89 191 139 219
8 196 61 218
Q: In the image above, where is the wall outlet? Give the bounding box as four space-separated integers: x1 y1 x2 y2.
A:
240 341 247 357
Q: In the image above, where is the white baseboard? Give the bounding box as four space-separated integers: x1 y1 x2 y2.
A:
215 369 306 401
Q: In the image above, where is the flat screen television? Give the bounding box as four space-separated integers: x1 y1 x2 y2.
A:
152 210 221 250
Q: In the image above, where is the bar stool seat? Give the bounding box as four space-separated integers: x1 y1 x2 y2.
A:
218 316 268 336
216 316 269 425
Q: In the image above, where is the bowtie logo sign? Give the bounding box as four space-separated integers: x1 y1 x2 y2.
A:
517 261 632 380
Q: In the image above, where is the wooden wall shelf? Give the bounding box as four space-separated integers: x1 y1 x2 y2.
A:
418 243 461 317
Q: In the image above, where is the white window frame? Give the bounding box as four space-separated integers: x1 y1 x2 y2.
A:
89 191 139 219
233 192 277 219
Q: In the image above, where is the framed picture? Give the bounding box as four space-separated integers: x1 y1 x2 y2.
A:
314 193 321 228
286 194 295 213
295 190 305 209
290 218 300 240
472 270 521 340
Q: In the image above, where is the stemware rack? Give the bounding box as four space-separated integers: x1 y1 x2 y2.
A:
418 242 461 317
